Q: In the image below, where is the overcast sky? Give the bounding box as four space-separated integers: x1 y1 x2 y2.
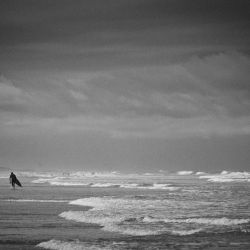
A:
0 0 250 172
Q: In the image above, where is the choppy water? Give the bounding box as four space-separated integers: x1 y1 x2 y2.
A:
0 171 250 249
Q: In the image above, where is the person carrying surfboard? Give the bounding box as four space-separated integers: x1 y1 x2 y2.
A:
9 172 22 189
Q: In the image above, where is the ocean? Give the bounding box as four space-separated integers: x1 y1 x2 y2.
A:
0 171 249 250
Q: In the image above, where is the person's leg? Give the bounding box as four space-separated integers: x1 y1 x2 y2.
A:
12 181 15 189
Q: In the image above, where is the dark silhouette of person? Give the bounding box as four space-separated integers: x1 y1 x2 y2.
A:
9 172 17 189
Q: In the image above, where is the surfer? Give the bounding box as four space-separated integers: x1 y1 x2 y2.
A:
9 172 22 189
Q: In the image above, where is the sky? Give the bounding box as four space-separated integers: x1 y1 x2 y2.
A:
0 0 250 173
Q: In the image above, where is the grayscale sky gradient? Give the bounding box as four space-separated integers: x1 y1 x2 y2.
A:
0 0 250 172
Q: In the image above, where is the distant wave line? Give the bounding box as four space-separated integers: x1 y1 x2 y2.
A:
3 199 70 203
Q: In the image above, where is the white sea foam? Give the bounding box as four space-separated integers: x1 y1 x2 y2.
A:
32 177 90 186
179 218 250 226
50 181 90 186
199 171 250 182
119 183 139 188
4 199 69 203
172 228 202 236
195 172 207 175
111 227 161 236
60 196 250 236
36 239 114 250
143 216 250 226
153 183 178 190
32 178 59 184
60 210 123 225
17 171 60 178
90 183 120 188
59 210 161 236
60 197 200 236
32 176 179 190
120 183 179 190
61 197 170 235
59 210 205 236
140 184 179 191
67 171 120 178
177 171 193 175
33 177 119 187
143 172 164 176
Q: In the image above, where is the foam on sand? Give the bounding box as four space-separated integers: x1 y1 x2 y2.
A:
199 171 250 182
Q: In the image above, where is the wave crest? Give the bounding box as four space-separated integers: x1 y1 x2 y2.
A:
177 171 193 175
199 171 250 182
32 177 178 190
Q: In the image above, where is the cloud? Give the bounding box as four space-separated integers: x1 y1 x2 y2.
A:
186 52 250 91
78 51 250 118
0 75 89 118
0 52 250 139
2 113 250 140
0 76 31 113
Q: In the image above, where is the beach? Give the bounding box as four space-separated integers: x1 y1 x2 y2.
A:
0 172 250 250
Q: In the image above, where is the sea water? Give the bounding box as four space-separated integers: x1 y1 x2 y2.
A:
0 171 250 249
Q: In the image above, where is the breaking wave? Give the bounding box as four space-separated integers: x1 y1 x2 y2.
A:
143 216 250 226
59 210 162 236
58 196 250 236
89 183 120 188
60 197 173 235
120 183 179 190
177 171 193 175
29 170 250 187
199 171 250 182
32 178 179 190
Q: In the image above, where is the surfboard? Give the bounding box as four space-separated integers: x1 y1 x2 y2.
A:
15 178 22 187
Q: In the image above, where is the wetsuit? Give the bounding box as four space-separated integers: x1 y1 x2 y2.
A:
9 173 17 187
